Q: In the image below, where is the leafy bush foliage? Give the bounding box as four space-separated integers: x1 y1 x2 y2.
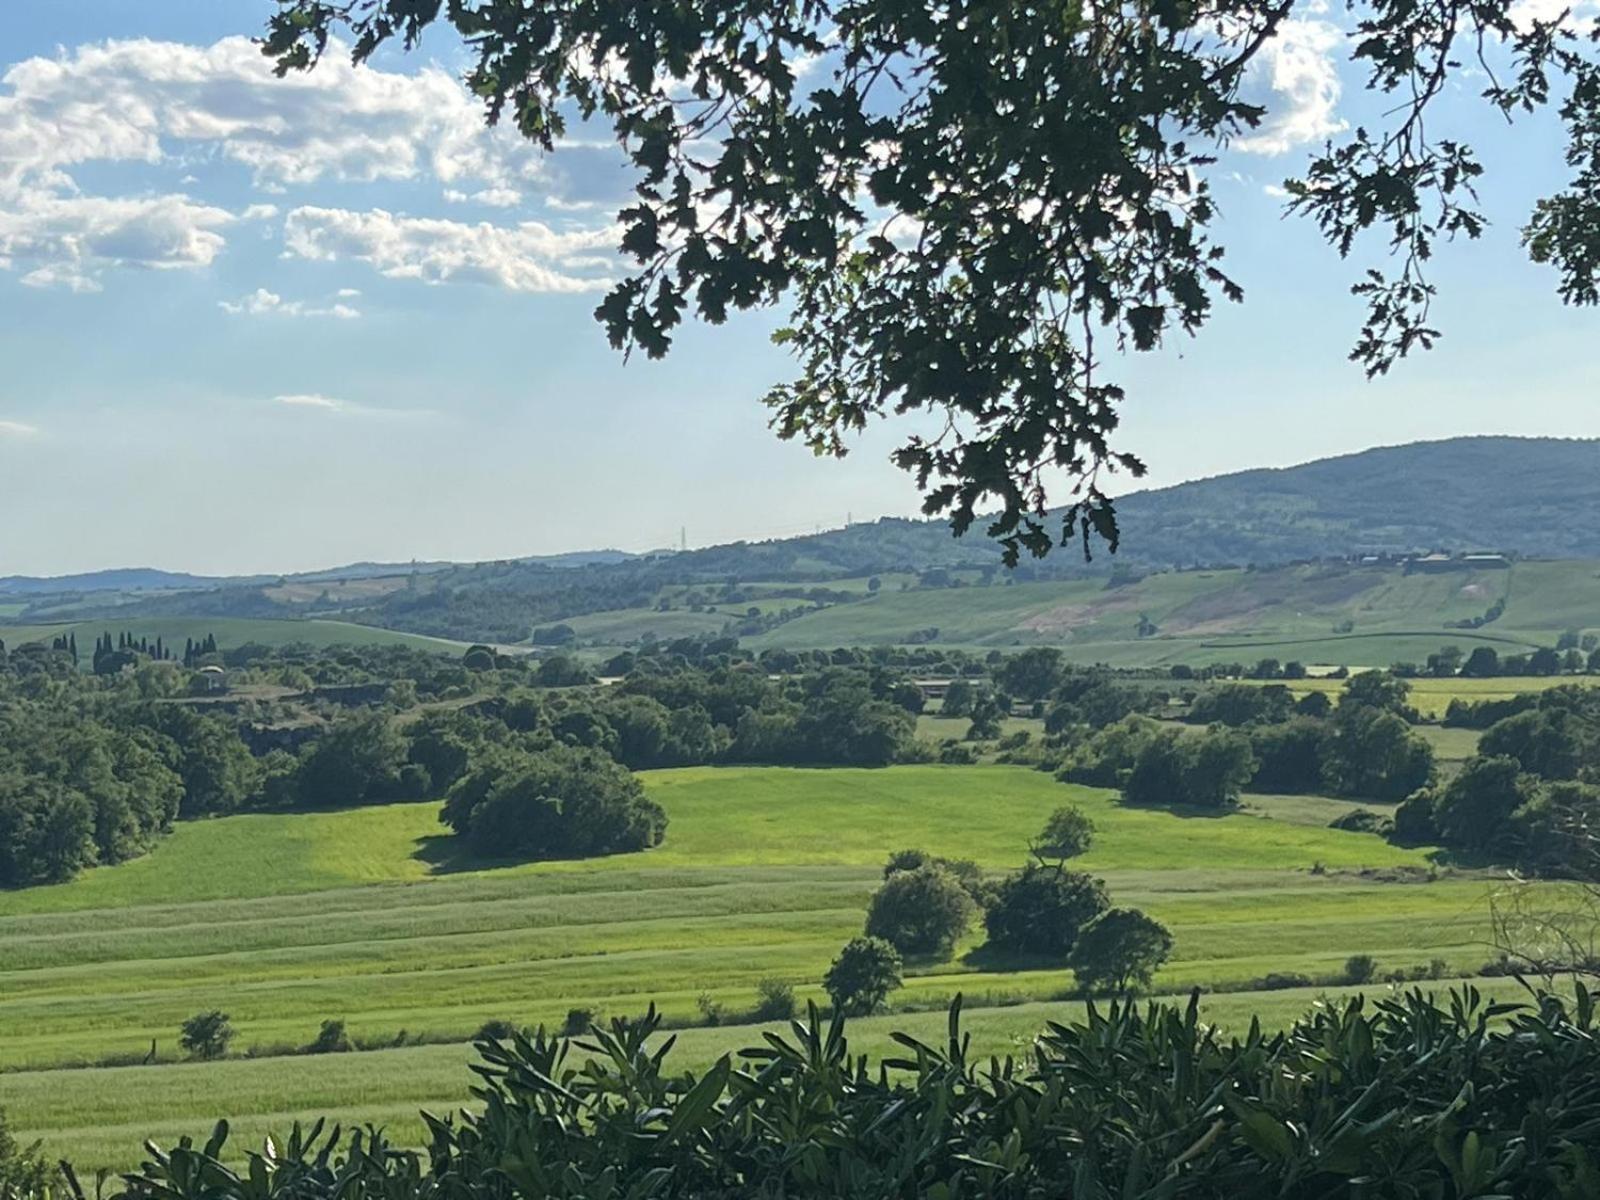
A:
179 1010 234 1060
112 988 1600 1200
1067 908 1173 994
443 744 666 861
823 936 902 1015
863 865 976 957
307 1019 351 1054
983 865 1109 958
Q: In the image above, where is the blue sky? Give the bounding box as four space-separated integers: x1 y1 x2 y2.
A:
0 1 1595 576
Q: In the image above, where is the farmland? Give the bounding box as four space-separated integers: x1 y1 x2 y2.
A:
0 764 1516 1170
505 558 1600 668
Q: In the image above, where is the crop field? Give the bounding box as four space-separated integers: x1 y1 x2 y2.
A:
1265 674 1600 719
546 559 1600 667
0 764 1522 1170
0 616 466 657
8 976 1542 1173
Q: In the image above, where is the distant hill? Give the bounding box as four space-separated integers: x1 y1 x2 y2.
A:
1108 436 1600 566
18 437 1600 644
0 568 239 595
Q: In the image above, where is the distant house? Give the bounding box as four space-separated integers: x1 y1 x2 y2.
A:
196 664 228 694
1404 551 1511 574
1462 553 1511 569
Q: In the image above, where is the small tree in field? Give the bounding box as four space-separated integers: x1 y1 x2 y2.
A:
864 865 976 958
1067 909 1173 995
823 937 902 1015
1031 806 1095 867
180 1010 234 1060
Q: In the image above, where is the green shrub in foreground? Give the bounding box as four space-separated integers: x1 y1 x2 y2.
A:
98 986 1600 1200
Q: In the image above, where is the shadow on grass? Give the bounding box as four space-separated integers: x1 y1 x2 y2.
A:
412 834 532 875
1114 798 1236 820
958 944 1070 974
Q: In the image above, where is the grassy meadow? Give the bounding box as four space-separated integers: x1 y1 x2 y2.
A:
0 763 1521 1170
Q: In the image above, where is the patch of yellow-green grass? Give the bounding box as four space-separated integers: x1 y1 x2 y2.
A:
10 976 1553 1174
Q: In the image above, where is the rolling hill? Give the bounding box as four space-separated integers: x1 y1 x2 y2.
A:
7 437 1599 653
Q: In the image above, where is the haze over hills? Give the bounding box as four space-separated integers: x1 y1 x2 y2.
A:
7 437 1600 655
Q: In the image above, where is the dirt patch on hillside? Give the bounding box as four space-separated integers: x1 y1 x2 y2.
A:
1017 592 1145 635
1162 567 1380 635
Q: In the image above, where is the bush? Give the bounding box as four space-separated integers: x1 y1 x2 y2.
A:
983 866 1109 958
120 990 1600 1199
308 1018 352 1054
864 865 977 957
1254 972 1316 991
475 1019 519 1041
753 979 797 1022
1067 908 1173 994
444 744 667 860
1031 805 1094 864
562 1007 599 1036
1342 954 1379 985
1329 808 1389 834
823 936 902 1015
696 993 726 1026
0 1107 59 1197
179 1010 235 1060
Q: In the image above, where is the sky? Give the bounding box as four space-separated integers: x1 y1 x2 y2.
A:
0 1 1596 577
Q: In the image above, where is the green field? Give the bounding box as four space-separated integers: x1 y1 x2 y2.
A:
0 616 467 657
1272 674 1600 719
9 977 1541 1172
0 763 1520 1170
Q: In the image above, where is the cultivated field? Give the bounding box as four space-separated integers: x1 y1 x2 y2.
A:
0 764 1517 1170
544 559 1600 667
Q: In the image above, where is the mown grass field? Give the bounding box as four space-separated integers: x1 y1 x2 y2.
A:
0 763 1520 1172
0 616 465 658
10 977 1543 1173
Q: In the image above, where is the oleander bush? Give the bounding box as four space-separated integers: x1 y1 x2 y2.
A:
72 985 1600 1200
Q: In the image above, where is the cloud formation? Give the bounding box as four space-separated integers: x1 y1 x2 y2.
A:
1235 18 1347 156
221 287 361 319
273 393 436 421
0 418 39 438
284 206 615 293
0 35 575 290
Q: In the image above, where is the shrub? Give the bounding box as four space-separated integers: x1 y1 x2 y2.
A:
1254 972 1315 991
179 1010 235 1060
696 993 726 1026
1068 908 1174 994
1031 805 1095 864
475 1019 519 1042
444 744 667 860
753 979 797 1022
121 990 1600 1199
1342 954 1379 985
864 865 977 957
562 1007 599 1036
983 866 1109 958
308 1018 352 1054
1329 808 1389 834
823 936 902 1015
0 1107 58 1198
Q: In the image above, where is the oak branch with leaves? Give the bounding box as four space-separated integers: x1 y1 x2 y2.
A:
265 0 1600 561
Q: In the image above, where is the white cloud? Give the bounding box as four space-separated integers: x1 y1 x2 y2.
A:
221 286 361 319
273 392 436 421
284 206 615 293
0 418 39 438
1235 18 1347 156
276 393 343 411
0 35 562 289
0 37 543 198
0 192 235 291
